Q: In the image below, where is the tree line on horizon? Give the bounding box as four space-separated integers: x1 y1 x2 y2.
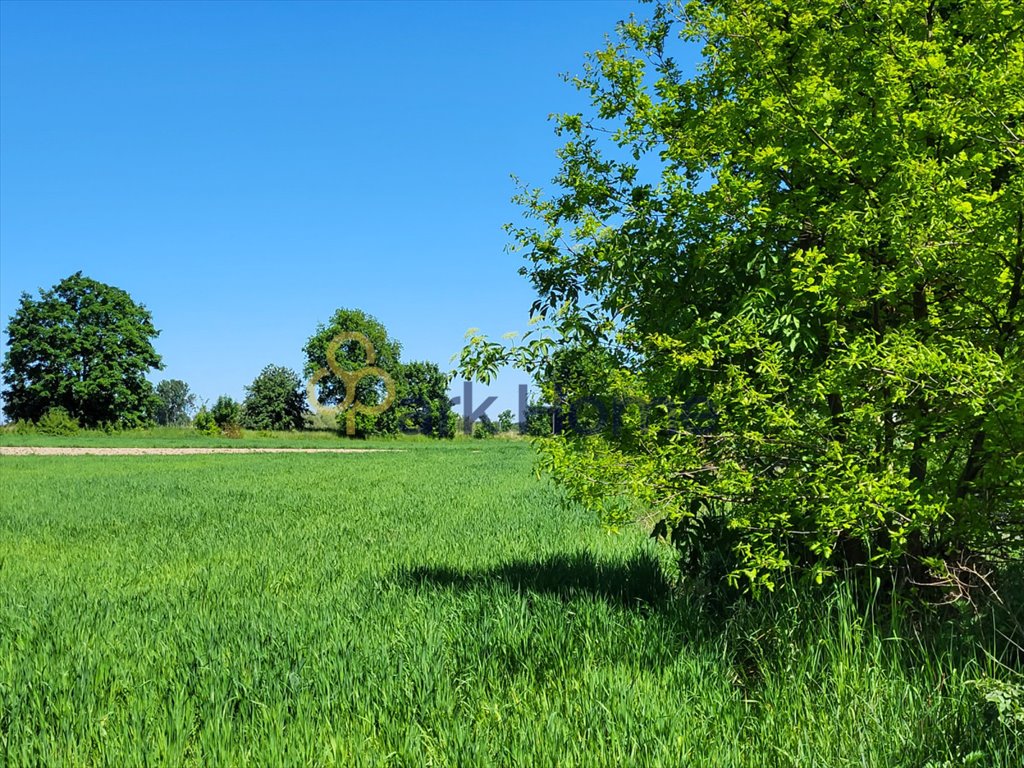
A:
0 271 461 438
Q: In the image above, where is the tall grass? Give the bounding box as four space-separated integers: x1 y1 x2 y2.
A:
0 423 404 449
0 442 1019 765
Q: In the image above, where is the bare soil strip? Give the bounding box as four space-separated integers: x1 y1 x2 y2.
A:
0 447 391 456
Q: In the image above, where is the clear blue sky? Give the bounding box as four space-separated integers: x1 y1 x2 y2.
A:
0 0 653 419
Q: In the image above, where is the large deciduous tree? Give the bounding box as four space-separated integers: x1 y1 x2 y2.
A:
303 308 402 437
3 272 163 427
461 0 1023 591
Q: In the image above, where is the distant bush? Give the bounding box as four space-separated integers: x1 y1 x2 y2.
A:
497 409 515 433
154 379 196 426
37 407 79 436
193 406 219 435
416 401 458 440
472 414 498 439
437 408 459 440
303 411 337 432
211 396 242 430
12 419 36 435
241 365 306 431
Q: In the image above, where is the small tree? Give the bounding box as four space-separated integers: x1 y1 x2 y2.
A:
241 365 307 431
497 409 515 433
210 396 241 430
154 379 196 426
193 406 218 435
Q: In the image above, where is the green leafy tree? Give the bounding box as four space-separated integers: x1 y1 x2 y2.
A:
241 365 307 431
210 395 241 430
522 397 554 437
498 409 515 433
154 379 196 426
536 345 621 435
461 0 1024 592
193 406 218 435
396 360 456 438
303 308 402 437
2 272 163 427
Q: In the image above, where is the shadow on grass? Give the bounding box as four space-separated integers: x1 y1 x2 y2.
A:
398 550 671 610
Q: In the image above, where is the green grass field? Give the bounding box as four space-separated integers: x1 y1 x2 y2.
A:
1 441 1019 766
0 425 412 449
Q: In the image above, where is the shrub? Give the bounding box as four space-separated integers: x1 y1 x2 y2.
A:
437 408 459 440
210 396 242 430
36 407 79 436
460 0 1024 593
472 414 498 439
417 400 459 440
193 407 219 435
395 361 456 438
970 676 1024 737
12 419 36 435
497 409 515 433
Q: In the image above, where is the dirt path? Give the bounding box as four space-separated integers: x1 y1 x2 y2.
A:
0 447 393 456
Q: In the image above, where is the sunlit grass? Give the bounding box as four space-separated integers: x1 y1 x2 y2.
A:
0 442 1018 765
0 424 431 449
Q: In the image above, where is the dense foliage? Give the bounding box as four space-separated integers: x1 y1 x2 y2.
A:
498 409 516 433
2 272 163 427
35 406 80 436
192 406 218 435
241 365 307 431
210 395 242 430
396 360 457 438
303 308 402 437
153 379 196 427
472 413 499 439
461 0 1024 591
